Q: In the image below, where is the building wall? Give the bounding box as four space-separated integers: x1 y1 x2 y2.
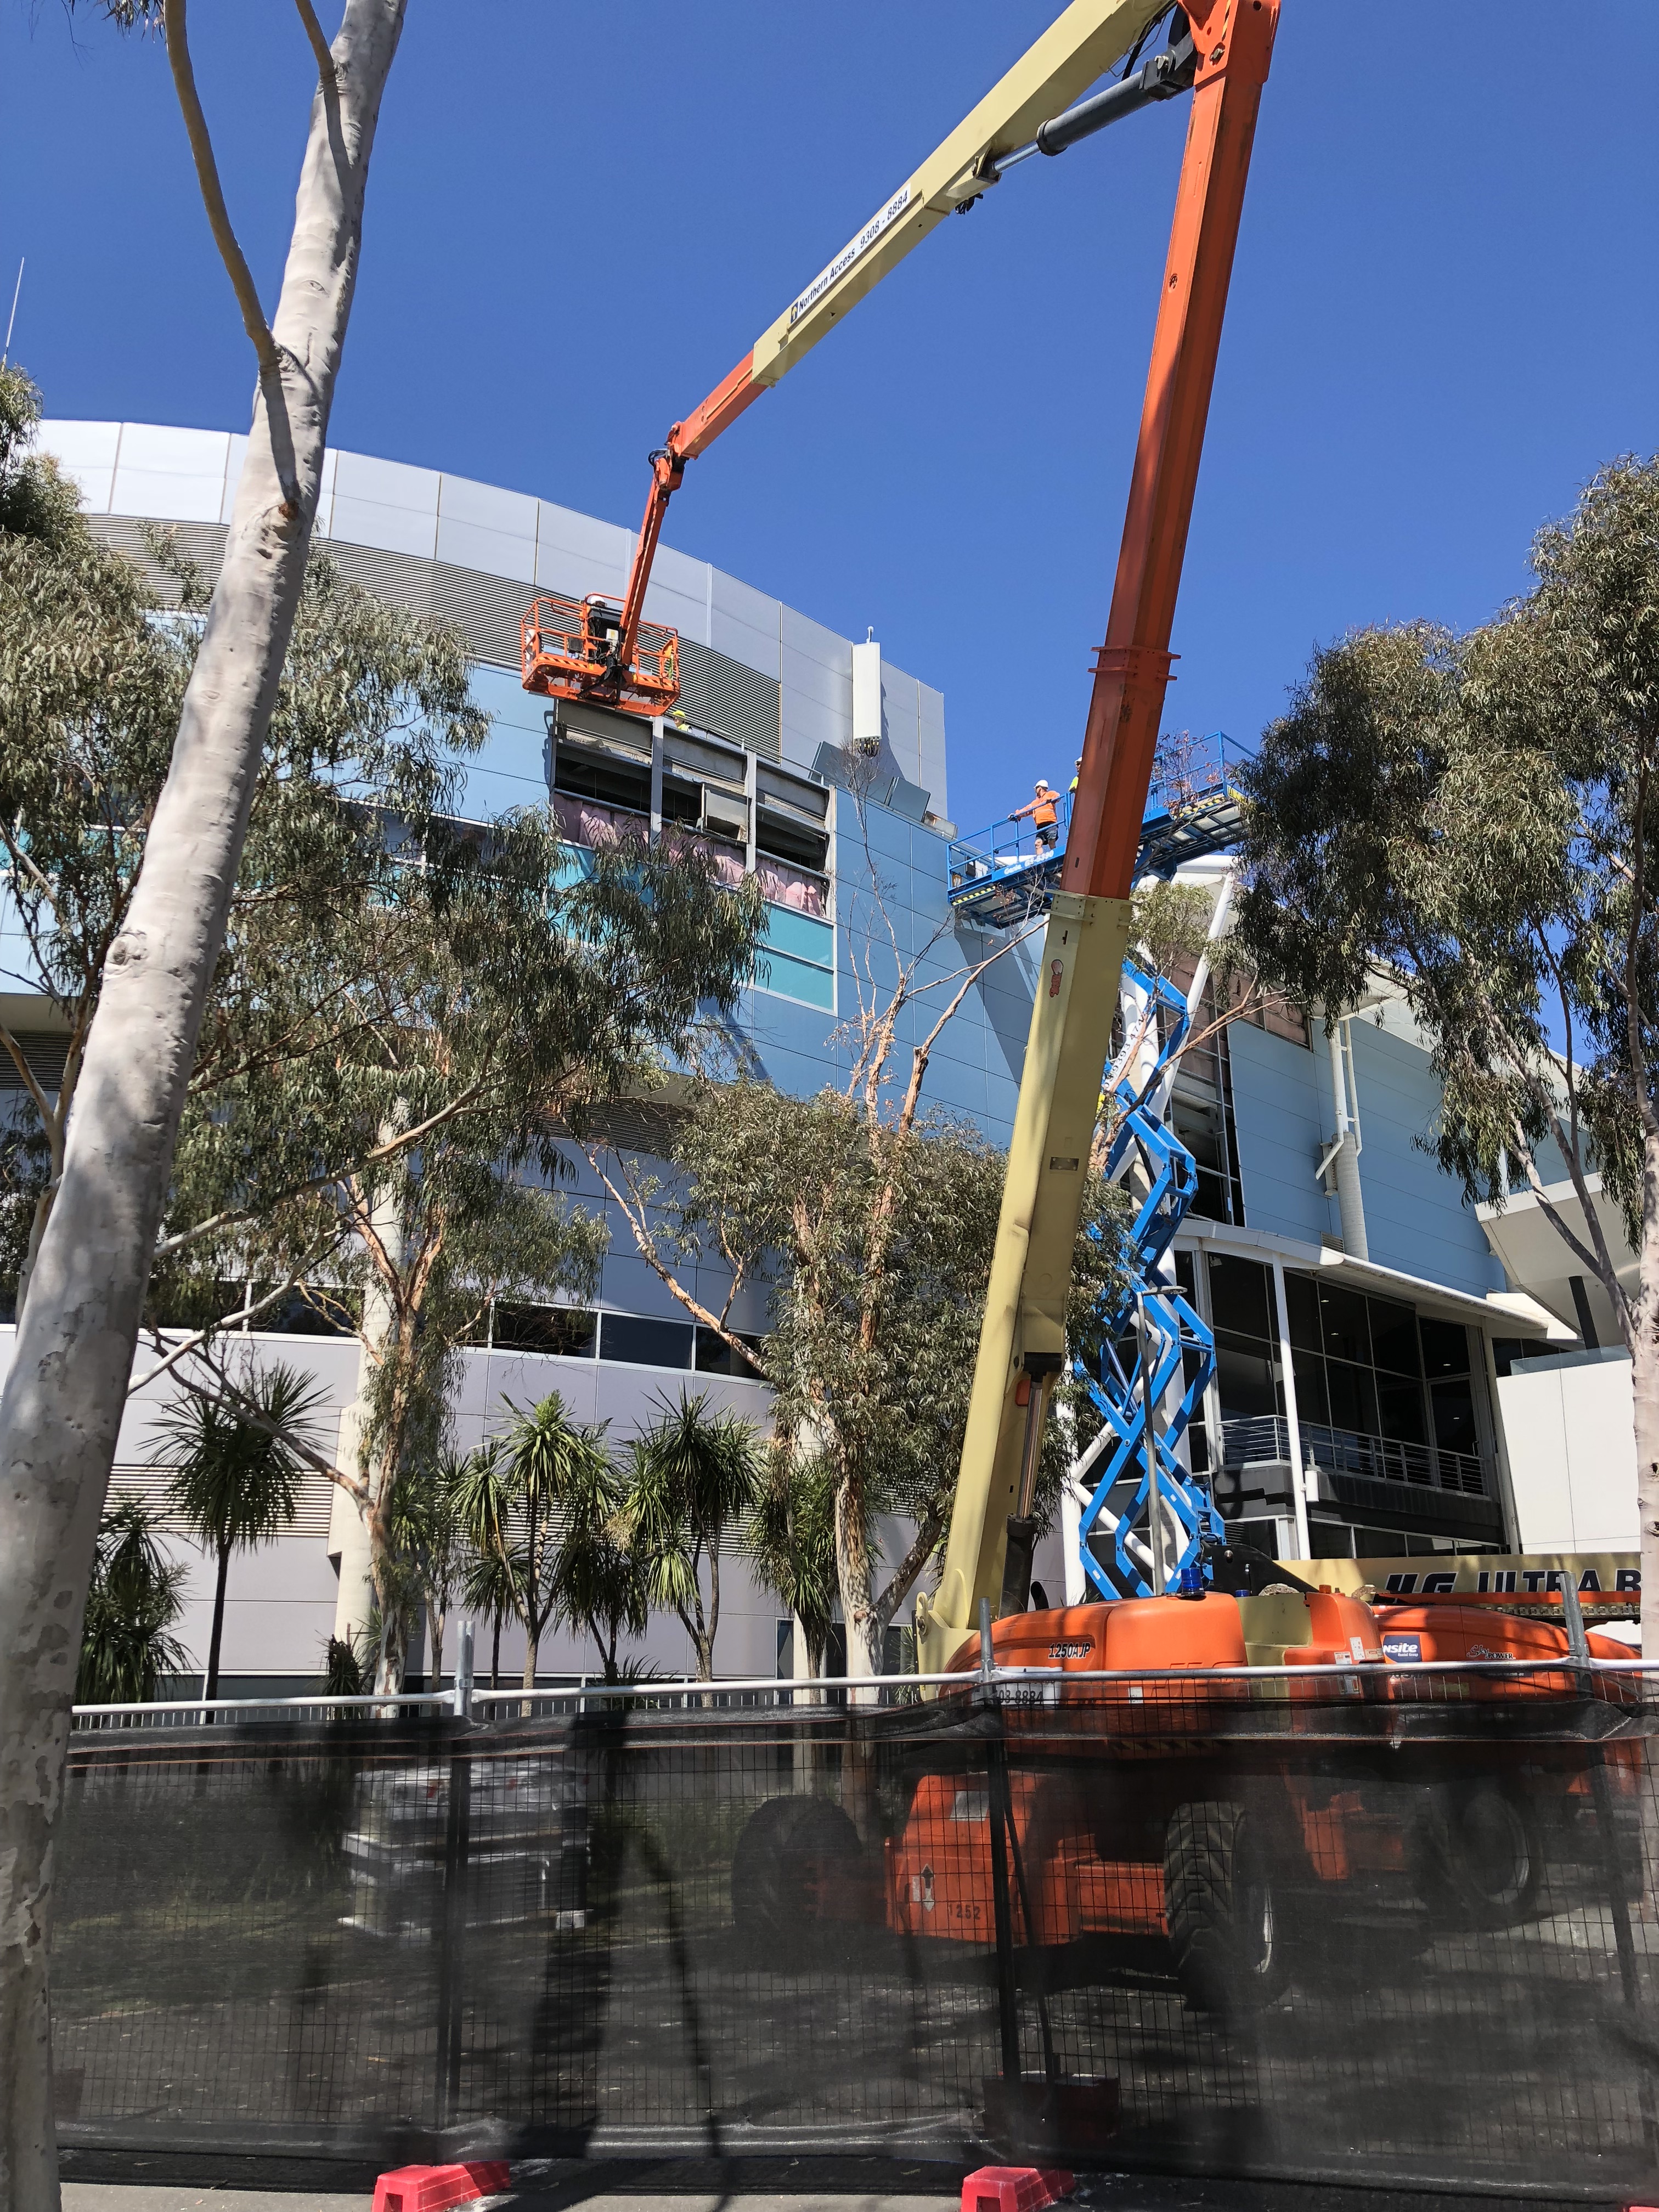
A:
36 421 949 812
1497 1352 1638 1551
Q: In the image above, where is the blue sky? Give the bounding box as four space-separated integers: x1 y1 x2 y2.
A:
3 3 1656 837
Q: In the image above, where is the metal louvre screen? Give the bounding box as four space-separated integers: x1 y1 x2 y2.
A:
53 1671 1659 2193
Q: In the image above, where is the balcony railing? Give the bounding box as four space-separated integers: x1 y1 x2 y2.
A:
1220 1413 1489 1500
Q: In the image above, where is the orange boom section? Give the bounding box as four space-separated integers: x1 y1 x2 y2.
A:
521 593 681 720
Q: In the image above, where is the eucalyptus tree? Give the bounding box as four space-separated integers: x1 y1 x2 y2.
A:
2 1 408 2185
624 1391 762 1683
1236 455 1659 1650
149 1361 322 1702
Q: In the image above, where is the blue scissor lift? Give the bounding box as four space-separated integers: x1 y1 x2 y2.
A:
946 745 1245 1598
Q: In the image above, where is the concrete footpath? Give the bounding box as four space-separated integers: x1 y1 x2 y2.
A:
54 2152 1611 2212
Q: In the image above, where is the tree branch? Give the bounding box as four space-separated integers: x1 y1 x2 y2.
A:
292 0 338 86
163 0 300 505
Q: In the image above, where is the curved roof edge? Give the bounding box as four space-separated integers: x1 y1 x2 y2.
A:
35 418 948 810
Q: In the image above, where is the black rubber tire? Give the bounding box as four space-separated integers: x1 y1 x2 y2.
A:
1165 1799 1289 2015
1441 1785 1541 1928
730 1793 864 1948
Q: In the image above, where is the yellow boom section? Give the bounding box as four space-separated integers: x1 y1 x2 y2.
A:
749 1 1167 390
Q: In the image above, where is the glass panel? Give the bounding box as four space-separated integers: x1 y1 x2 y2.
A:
1376 1376 1428 1446
1284 1272 1322 1355
1309 1521 1355 1558
1290 1347 1329 1425
694 1325 765 1377
1368 1297 1421 1376
1207 1252 1273 1341
1325 1359 1379 1436
1213 1332 1283 1420
1430 1376 1478 1454
599 1313 694 1369
1318 1284 1370 1365
493 1304 597 1357
1355 1526 1411 1557
1420 1317 1471 1377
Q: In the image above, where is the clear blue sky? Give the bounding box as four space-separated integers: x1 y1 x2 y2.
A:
3 3 1656 837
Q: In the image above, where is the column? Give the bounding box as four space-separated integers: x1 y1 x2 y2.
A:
1271 1259 1311 1560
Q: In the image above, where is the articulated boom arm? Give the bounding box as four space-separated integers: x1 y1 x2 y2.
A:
604 0 1178 691
915 0 1280 1673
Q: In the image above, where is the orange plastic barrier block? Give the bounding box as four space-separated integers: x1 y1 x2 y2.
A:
372 2163 510 2212
961 2166 1074 2212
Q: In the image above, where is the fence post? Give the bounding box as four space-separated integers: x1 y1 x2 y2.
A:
435 1699 472 2121
979 1601 1022 2088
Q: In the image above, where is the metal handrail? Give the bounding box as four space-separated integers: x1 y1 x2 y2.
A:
66 1651 1659 1726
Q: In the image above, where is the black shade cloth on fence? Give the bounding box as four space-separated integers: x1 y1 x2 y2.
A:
51 1669 1659 2197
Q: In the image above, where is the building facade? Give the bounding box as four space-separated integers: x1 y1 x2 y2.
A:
9 420 1598 1691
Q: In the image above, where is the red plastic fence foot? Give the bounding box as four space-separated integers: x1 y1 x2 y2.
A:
961 2166 1075 2212
371 2162 511 2212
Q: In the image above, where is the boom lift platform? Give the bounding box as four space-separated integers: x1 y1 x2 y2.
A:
947 742 1244 931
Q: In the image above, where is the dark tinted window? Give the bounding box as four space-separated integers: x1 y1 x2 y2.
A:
1214 1333 1282 1420
1290 1348 1329 1425
1368 1297 1420 1376
1420 1318 1471 1378
493 1304 597 1357
600 1313 694 1368
1284 1272 1322 1355
1309 1521 1354 1559
1319 1285 1370 1365
1430 1376 1477 1454
695 1325 765 1377
1354 1526 1411 1557
1325 1359 1379 1436
1376 1376 1428 1446
1207 1252 1273 1342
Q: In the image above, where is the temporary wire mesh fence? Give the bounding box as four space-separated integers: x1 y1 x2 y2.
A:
52 1662 1659 2194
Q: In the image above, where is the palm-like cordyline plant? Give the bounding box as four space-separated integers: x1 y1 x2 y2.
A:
744 1444 838 1680
626 1390 761 1682
76 1494 190 1706
547 1429 646 1682
150 1361 322 1701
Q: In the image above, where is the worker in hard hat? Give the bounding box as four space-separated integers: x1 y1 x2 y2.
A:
1011 778 1061 853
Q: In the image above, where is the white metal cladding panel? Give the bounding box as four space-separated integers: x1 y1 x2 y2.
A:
436 514 537 585
709 569 782 678
880 663 923 785
918 682 949 815
110 424 234 528
779 602 851 679
222 434 251 524
778 682 848 774
533 502 632 598
437 472 540 539
640 574 708 642
328 492 439 562
331 448 441 522
40 419 121 510
651 543 714 631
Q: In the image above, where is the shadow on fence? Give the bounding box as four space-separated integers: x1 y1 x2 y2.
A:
52 1663 1659 2196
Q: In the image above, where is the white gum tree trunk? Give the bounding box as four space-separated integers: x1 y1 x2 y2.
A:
0 10 405 2204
